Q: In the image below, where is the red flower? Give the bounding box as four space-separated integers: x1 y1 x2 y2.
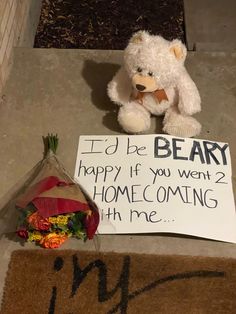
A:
28 212 51 231
17 228 28 239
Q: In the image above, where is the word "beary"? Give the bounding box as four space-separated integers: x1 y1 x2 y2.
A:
154 136 228 165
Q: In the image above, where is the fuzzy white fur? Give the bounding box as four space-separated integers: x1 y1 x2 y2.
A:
107 31 201 137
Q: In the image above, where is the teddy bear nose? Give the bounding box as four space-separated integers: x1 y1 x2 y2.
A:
136 84 146 91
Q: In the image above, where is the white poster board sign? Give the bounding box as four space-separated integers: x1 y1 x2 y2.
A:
74 134 236 243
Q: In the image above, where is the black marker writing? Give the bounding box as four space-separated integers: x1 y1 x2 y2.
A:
154 136 229 165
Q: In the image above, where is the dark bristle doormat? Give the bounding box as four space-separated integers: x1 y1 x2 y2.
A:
34 0 184 49
2 250 236 314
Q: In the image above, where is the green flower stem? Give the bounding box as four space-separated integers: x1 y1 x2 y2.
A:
43 133 59 156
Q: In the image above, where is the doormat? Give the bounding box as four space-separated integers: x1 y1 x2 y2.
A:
34 0 184 49
2 250 236 314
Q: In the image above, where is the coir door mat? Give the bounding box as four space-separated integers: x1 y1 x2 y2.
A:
1 250 236 314
34 0 184 49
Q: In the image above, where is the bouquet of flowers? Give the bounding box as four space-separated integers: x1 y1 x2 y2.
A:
16 134 99 248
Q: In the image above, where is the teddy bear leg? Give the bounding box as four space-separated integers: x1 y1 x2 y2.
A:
163 106 201 138
118 102 151 134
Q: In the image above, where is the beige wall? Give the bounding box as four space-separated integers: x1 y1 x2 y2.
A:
0 0 42 92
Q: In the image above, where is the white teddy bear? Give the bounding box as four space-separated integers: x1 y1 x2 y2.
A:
107 31 201 138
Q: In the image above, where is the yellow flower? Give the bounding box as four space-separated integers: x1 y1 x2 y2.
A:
56 215 69 225
48 215 69 225
28 231 43 242
48 217 58 224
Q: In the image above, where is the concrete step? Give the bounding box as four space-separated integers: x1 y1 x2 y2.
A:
0 47 236 303
184 0 236 51
1 47 236 201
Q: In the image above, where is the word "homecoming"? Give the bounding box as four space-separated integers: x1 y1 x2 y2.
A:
93 184 218 209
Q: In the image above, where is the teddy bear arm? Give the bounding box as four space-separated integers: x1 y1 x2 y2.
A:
177 70 201 116
107 67 132 106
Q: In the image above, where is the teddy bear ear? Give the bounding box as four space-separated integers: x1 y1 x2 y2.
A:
169 39 187 61
129 31 149 44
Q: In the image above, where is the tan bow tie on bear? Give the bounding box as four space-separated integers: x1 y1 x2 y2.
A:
134 89 169 104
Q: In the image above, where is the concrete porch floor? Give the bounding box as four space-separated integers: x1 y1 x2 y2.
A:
0 48 236 301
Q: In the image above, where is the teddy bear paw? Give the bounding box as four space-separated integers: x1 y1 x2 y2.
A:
118 105 151 134
163 115 201 138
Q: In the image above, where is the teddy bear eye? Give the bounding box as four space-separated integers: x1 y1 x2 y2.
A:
137 67 142 73
148 71 154 77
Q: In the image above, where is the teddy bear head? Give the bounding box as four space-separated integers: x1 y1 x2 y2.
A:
124 31 187 93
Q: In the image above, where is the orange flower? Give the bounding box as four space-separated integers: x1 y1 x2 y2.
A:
40 233 68 249
28 212 51 231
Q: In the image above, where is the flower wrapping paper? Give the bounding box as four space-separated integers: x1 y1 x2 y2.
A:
16 151 99 248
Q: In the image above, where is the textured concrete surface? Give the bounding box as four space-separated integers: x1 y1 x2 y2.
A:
0 48 236 301
19 0 43 47
1 48 236 200
184 0 236 51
